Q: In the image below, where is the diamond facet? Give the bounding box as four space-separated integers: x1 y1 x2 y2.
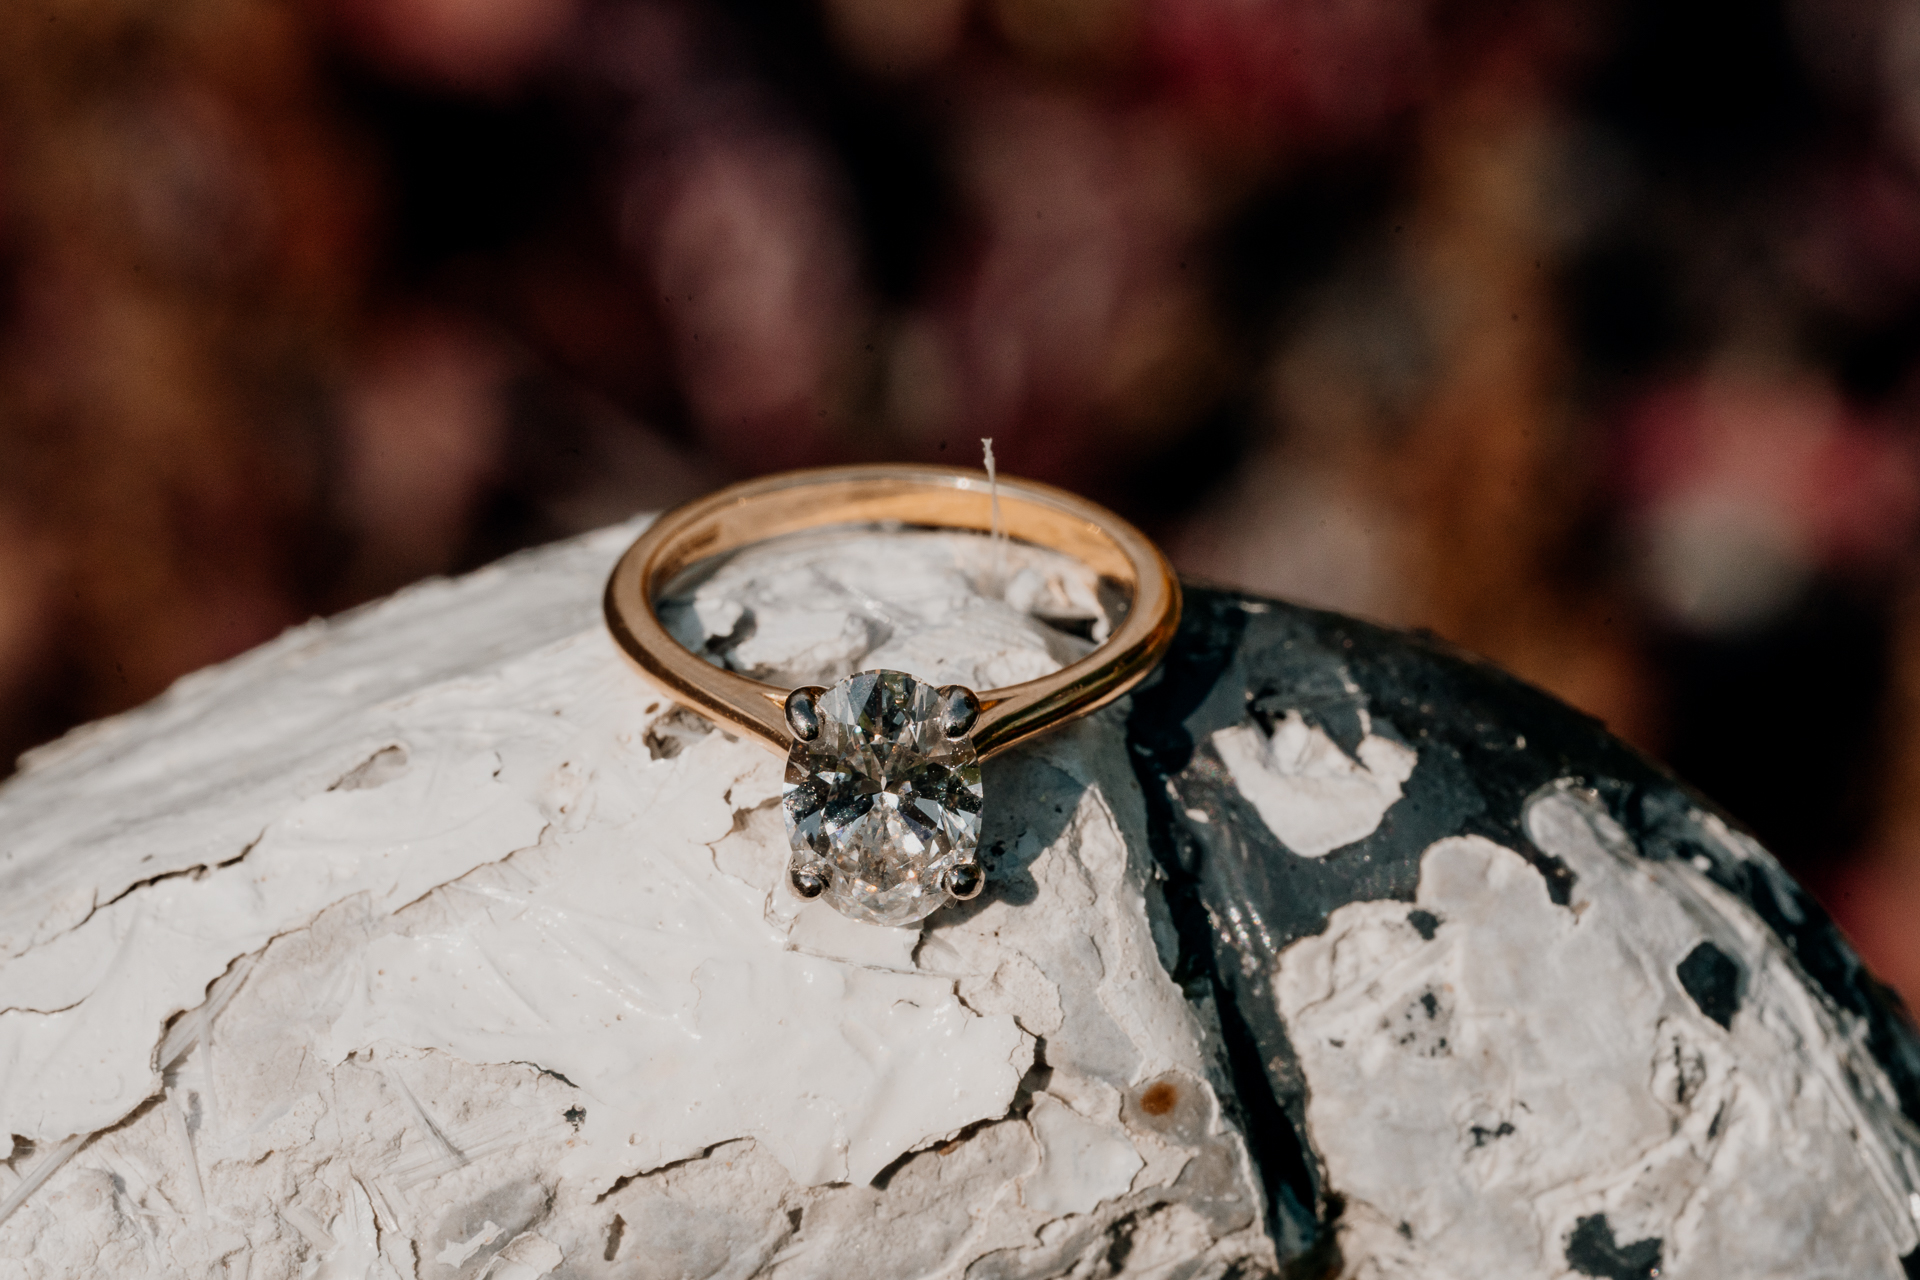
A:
783 669 985 926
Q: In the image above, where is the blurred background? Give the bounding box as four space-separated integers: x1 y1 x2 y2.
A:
4 0 1919 998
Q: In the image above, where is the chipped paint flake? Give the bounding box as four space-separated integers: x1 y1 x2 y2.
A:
1212 711 1416 857
1022 1094 1143 1216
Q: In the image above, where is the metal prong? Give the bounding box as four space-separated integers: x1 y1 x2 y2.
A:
790 864 827 900
943 862 985 901
786 686 826 742
936 685 981 739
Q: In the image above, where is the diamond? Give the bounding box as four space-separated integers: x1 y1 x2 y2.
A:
783 669 984 926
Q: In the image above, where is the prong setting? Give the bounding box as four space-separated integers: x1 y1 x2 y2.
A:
943 862 985 901
789 864 827 899
936 685 982 740
785 686 826 742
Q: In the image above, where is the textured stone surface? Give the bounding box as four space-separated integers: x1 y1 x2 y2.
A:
1127 589 1920 1275
0 525 1269 1279
1 520 1917 1278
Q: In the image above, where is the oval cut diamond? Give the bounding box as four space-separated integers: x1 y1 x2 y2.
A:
783 669 984 926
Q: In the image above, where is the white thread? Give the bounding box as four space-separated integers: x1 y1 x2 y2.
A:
982 437 1006 592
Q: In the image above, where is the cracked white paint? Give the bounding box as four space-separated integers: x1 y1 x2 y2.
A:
1021 1094 1143 1216
1213 710 1416 857
0 741 550 1140
479 1232 564 1280
323 759 1029 1185
0 523 1273 1279
1276 782 1920 1277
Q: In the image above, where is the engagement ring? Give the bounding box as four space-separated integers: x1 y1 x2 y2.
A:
604 465 1181 926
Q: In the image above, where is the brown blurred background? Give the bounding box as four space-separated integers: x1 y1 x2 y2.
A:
4 0 1920 999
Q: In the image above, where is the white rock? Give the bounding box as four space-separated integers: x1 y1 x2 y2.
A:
0 522 1273 1279
1274 781 1920 1277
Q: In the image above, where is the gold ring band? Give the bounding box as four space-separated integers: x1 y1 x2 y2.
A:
603 464 1181 925
603 464 1182 761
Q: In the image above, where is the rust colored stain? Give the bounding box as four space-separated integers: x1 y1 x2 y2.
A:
1139 1081 1179 1116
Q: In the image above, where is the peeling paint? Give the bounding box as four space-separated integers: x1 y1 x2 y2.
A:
1211 711 1416 857
7 528 1911 1276
1269 787 1920 1275
0 525 1273 1278
1126 587 1920 1268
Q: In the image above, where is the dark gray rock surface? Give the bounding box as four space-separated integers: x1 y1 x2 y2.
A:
1125 584 1920 1275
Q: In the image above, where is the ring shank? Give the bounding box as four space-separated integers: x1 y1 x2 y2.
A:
603 465 1182 760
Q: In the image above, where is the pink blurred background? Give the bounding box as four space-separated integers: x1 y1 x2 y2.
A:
4 0 1920 1001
